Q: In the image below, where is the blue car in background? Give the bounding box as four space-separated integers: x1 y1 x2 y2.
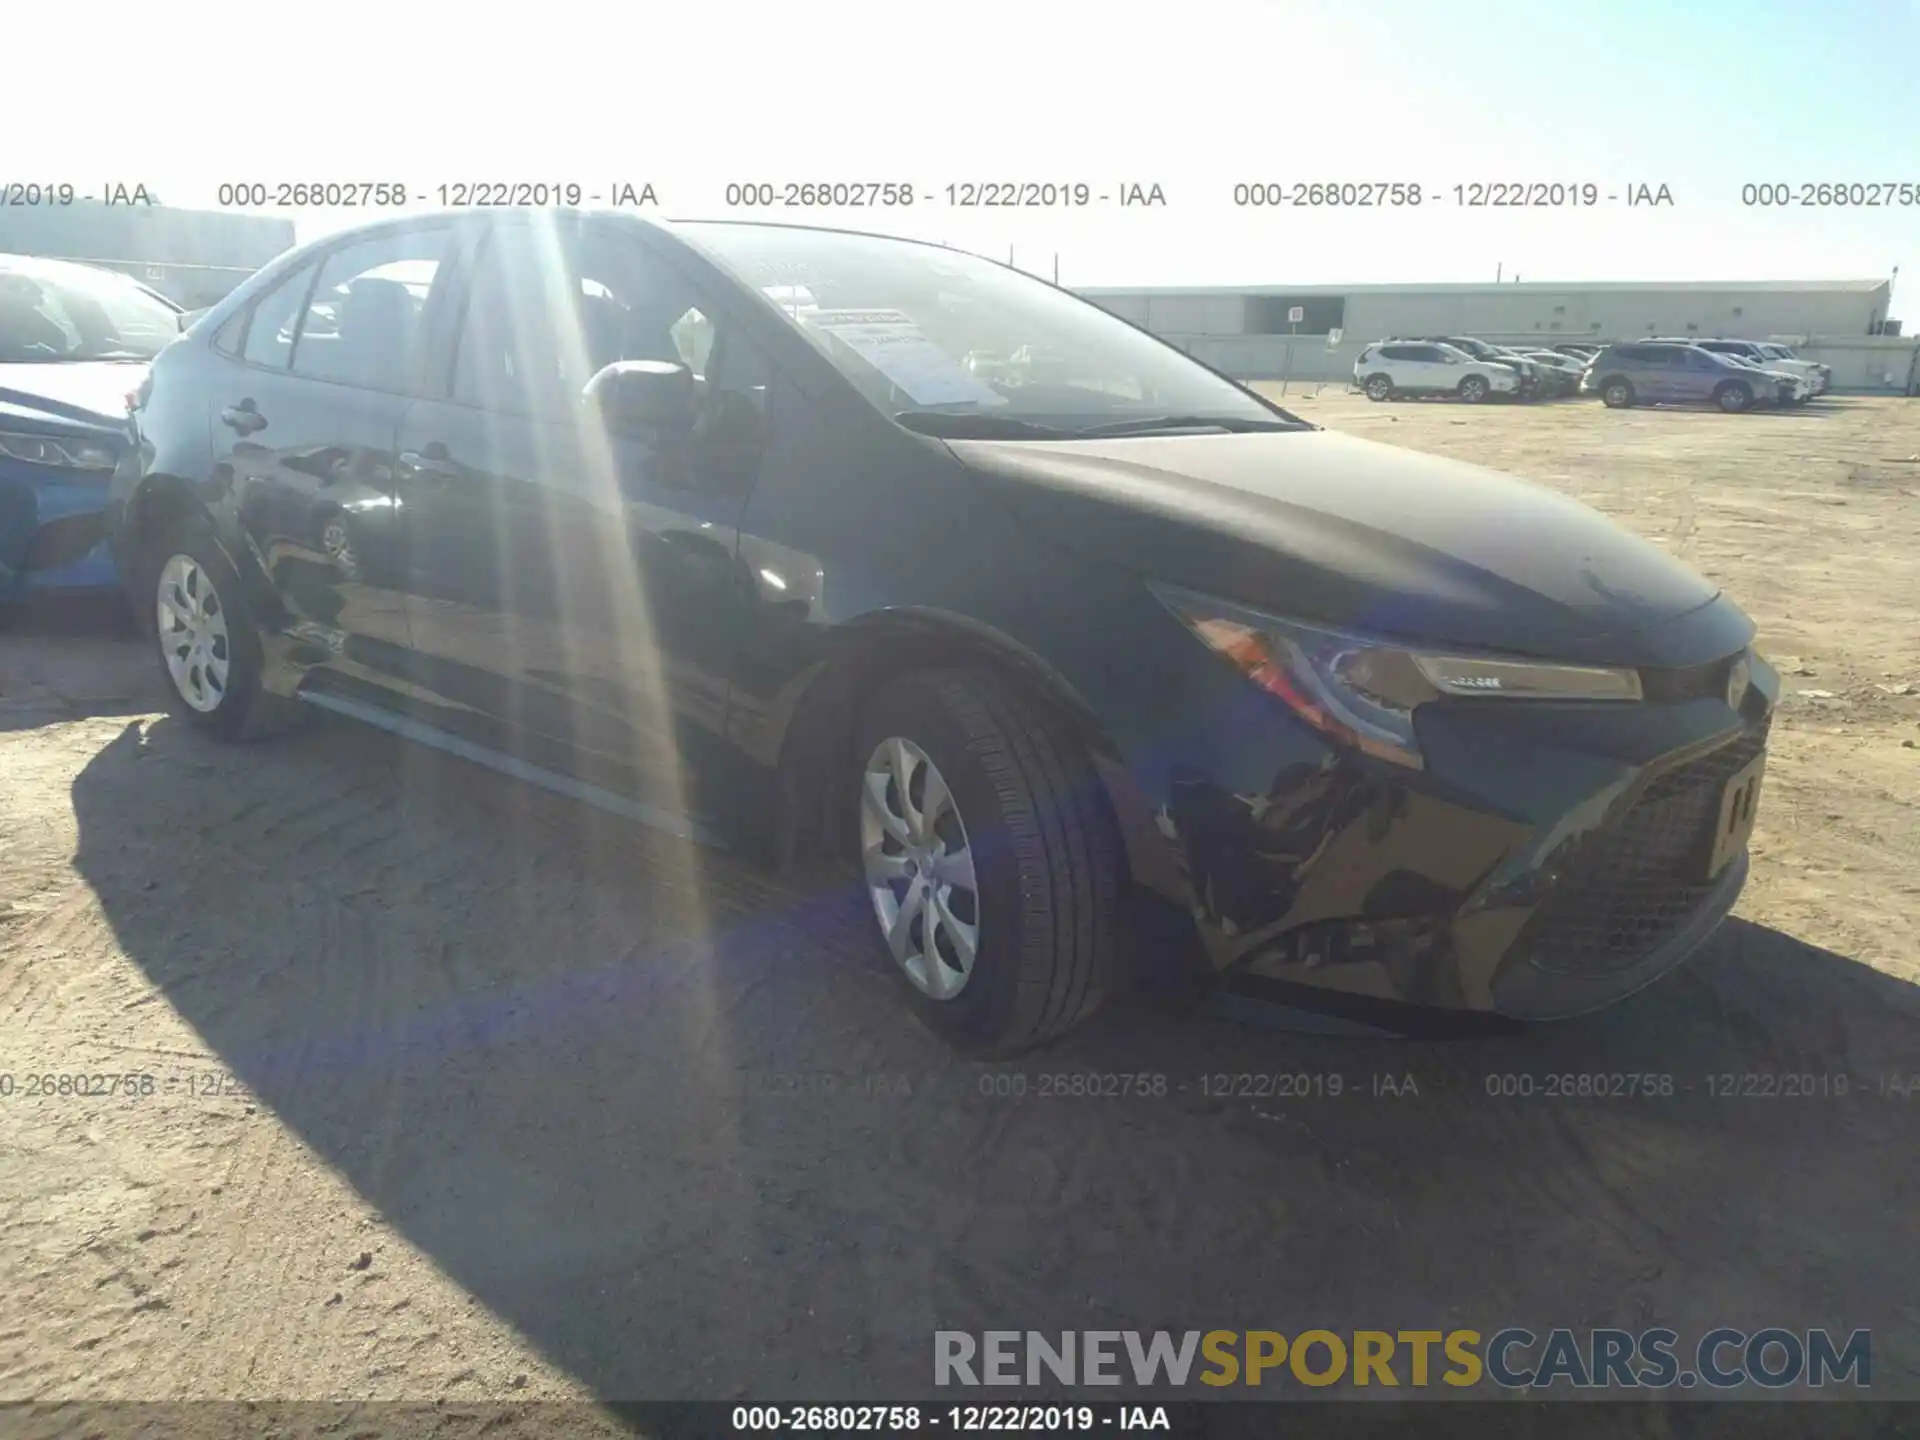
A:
0 254 185 604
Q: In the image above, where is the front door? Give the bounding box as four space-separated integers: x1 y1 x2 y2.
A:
395 216 773 817
1411 344 1455 390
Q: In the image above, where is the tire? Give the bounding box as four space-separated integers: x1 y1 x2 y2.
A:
1714 381 1752 413
852 667 1121 1054
149 520 299 741
1457 374 1490 403
1363 374 1394 402
1601 378 1635 409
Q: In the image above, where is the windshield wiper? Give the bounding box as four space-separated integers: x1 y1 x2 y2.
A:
1070 414 1305 438
894 411 1073 439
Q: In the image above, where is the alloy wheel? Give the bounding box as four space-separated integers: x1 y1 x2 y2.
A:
322 519 359 577
859 736 980 1000
156 553 231 713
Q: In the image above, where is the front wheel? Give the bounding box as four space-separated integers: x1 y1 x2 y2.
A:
853 669 1121 1054
1457 374 1490 403
1715 381 1752 413
150 523 299 740
1601 379 1635 409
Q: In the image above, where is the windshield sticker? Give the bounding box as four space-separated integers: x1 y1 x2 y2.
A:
761 283 820 313
800 309 1007 406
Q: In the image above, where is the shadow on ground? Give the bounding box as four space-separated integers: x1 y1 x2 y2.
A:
0 597 155 734
62 701 1920 1408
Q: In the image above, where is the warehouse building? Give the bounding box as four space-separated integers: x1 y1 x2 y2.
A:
1077 279 1917 393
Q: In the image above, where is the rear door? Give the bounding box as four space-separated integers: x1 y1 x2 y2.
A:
1621 346 1672 403
206 222 459 688
1374 343 1414 386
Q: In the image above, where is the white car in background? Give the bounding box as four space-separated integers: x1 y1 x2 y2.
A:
1354 340 1521 403
1756 342 1832 394
1677 338 1828 397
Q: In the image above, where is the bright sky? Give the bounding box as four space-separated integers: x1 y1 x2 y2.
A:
13 0 1918 314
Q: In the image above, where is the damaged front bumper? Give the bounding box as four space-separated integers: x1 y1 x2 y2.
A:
1097 638 1779 1027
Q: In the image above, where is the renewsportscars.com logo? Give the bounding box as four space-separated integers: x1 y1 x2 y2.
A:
934 1328 1871 1391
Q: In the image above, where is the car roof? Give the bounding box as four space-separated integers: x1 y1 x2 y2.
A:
253 208 1000 284
1600 341 1699 354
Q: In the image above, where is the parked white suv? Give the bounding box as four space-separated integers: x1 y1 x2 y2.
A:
1756 342 1832 395
1354 341 1521 403
1676 339 1828 397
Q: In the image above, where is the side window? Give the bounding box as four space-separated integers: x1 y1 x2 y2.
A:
212 308 248 357
239 263 319 370
453 222 773 433
1377 344 1409 361
573 232 745 388
576 230 775 453
451 223 580 418
290 228 452 393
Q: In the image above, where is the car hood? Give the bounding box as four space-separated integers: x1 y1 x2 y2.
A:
947 429 1724 662
0 361 144 434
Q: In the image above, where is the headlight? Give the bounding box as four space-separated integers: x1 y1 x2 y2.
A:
1151 583 1643 770
0 431 120 472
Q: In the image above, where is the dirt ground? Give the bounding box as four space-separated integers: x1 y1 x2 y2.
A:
1 393 1917 1415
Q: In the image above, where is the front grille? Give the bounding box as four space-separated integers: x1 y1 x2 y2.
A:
1523 723 1768 978
1639 655 1735 703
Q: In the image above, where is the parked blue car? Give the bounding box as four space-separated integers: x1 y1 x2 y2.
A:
0 254 185 604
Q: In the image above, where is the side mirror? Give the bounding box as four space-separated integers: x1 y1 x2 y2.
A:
583 359 695 436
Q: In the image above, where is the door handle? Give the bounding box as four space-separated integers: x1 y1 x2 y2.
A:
397 448 458 482
220 402 267 435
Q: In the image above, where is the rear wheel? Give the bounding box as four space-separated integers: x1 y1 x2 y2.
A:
150 522 299 741
1715 381 1752 413
1363 374 1394 402
1457 374 1490 403
1601 378 1635 409
853 668 1121 1054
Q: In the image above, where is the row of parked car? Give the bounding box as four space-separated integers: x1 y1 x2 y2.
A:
1352 334 1832 413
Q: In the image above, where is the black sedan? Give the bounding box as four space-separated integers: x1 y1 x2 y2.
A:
108 211 1774 1052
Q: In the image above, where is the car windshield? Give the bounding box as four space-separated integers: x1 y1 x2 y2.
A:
0 262 182 363
676 224 1305 435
